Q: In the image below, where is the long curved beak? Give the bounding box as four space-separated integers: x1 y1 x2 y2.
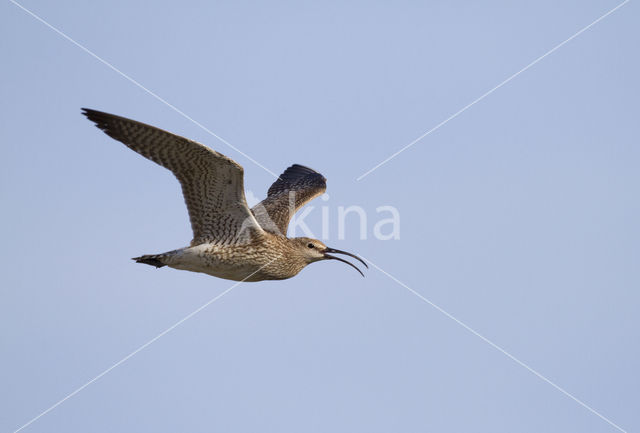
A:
323 247 368 277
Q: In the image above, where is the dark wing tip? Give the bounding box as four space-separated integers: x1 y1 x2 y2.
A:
281 164 326 181
267 164 327 195
284 164 319 175
268 164 326 196
81 108 113 131
81 108 133 143
81 107 104 121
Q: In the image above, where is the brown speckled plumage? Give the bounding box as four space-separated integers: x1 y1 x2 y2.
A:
83 109 366 282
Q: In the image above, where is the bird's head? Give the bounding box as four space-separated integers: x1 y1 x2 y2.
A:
291 237 367 277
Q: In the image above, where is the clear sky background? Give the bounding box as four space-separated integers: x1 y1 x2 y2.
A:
2 1 638 432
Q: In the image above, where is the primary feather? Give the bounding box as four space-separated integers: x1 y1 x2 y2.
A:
251 164 327 236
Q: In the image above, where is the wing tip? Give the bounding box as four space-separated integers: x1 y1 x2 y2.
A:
81 107 109 128
280 164 326 182
267 163 327 197
81 108 126 139
81 107 101 119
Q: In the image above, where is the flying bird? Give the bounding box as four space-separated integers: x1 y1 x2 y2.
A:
82 109 366 281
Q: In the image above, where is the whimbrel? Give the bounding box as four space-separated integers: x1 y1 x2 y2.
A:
82 109 366 281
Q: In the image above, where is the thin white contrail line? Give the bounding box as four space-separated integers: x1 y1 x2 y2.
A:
363 256 627 433
11 254 279 433
8 0 279 179
356 0 630 181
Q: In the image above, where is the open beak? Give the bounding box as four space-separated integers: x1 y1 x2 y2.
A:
323 247 368 277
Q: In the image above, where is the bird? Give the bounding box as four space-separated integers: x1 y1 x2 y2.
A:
82 108 367 282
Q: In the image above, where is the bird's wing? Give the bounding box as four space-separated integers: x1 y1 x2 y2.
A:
83 108 263 245
251 164 326 235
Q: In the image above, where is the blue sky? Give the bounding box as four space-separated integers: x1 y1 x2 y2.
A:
2 1 639 432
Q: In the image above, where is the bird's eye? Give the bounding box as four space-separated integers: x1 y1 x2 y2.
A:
307 243 314 248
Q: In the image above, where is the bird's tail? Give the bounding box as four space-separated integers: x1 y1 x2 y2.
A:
132 253 168 268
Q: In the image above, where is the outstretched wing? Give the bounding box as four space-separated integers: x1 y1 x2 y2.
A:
251 164 326 235
83 108 263 245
